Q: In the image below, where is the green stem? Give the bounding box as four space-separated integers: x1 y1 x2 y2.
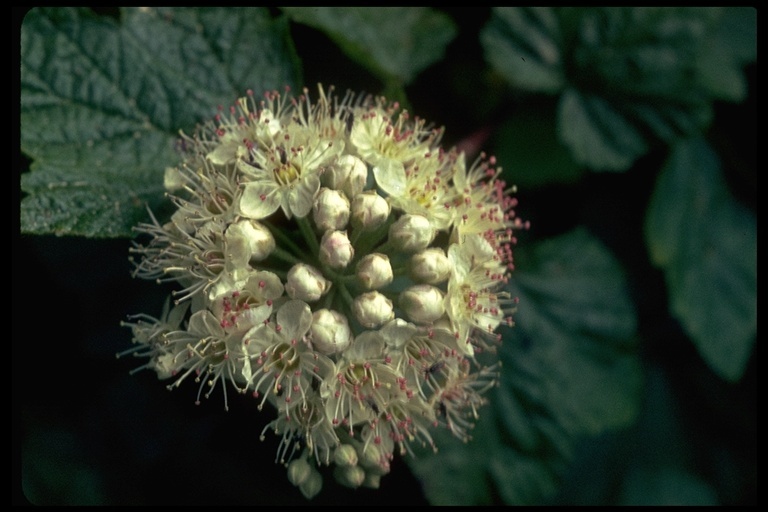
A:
391 265 409 277
263 220 304 258
337 282 356 310
270 246 302 266
297 216 320 256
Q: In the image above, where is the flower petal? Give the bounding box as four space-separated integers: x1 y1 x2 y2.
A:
240 181 281 219
276 299 313 340
287 174 321 218
373 159 406 197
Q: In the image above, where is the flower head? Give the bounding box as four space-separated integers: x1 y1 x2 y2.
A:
123 84 526 498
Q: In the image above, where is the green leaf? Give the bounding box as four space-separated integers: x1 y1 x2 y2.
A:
644 137 756 381
557 88 647 171
493 100 585 189
619 467 718 506
481 7 565 94
408 228 643 505
21 7 300 238
487 8 753 171
696 7 757 102
281 7 456 86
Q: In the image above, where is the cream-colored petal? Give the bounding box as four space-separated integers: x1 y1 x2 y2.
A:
240 182 281 219
287 174 321 218
276 299 313 340
372 159 406 197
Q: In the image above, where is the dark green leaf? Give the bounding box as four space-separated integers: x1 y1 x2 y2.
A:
481 7 565 94
644 137 756 381
281 7 456 86
619 467 718 505
696 7 757 102
557 88 647 171
486 8 752 171
21 7 299 237
493 100 584 189
408 228 643 505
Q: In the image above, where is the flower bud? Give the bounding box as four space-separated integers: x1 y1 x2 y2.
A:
163 166 184 192
323 154 368 197
227 218 275 262
313 187 350 231
352 291 394 328
363 473 381 489
310 309 352 355
356 253 393 290
399 284 445 324
333 444 359 467
299 467 323 500
350 191 391 231
388 214 435 253
285 263 331 302
319 230 354 269
410 247 451 284
287 458 312 487
334 464 366 489
359 440 392 474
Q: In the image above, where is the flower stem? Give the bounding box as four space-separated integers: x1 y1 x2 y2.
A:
264 220 304 259
297 216 320 255
270 246 302 266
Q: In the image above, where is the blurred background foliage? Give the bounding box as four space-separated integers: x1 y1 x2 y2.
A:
16 7 756 505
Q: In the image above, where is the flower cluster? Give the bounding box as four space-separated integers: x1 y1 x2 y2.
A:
120 85 527 498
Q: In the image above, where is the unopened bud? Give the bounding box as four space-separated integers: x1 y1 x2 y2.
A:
356 253 393 290
350 191 391 231
363 472 381 489
319 230 354 269
164 166 184 192
388 214 435 253
299 467 323 500
313 187 350 231
399 284 445 324
227 218 275 262
285 263 331 302
352 291 394 328
310 309 352 355
410 247 451 284
323 154 368 197
333 444 359 467
360 442 392 475
287 458 312 487
334 464 366 489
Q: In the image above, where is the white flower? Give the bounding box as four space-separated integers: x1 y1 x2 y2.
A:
348 99 443 197
210 270 283 335
238 144 326 220
384 152 455 230
238 89 347 220
242 300 333 412
445 238 517 356
449 151 527 261
205 92 283 166
125 84 523 499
